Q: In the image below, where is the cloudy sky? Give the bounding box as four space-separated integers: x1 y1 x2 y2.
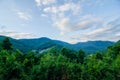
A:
0 0 120 43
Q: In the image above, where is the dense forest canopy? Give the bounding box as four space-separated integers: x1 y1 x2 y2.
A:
0 37 120 80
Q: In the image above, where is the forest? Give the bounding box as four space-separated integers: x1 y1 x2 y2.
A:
0 37 120 80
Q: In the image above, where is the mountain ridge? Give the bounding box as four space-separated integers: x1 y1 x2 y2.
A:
0 35 115 53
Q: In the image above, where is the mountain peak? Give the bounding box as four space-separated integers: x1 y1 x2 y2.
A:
38 37 51 40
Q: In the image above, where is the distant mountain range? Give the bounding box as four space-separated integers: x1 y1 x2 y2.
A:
0 36 115 54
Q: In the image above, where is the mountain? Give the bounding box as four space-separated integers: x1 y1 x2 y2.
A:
19 37 58 51
0 36 115 53
0 36 31 52
73 41 115 54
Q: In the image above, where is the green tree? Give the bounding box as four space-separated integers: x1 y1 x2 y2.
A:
2 37 13 51
95 52 103 60
107 40 120 58
61 48 77 60
113 54 120 79
83 54 115 80
0 42 2 50
77 49 86 64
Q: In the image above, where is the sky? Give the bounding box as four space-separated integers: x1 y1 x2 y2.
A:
0 0 120 43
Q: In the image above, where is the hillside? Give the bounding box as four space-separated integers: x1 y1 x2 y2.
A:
0 36 31 52
0 36 115 53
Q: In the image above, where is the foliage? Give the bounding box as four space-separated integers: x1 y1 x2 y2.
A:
2 37 13 51
0 38 120 80
77 49 86 64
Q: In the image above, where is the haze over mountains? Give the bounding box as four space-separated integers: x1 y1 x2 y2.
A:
0 36 115 54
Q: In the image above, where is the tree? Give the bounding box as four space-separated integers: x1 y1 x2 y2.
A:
95 52 103 60
0 42 2 50
77 49 86 64
2 37 13 51
107 40 120 58
61 48 77 60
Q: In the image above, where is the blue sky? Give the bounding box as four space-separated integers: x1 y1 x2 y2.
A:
0 0 120 43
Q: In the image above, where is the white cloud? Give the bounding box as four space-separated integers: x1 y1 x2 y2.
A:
54 15 102 35
43 7 57 13
35 0 56 7
43 2 82 35
35 0 41 7
35 0 82 36
115 33 120 37
34 0 120 43
66 17 120 43
0 31 35 39
43 2 81 15
55 17 71 34
42 0 56 5
58 3 72 12
41 14 47 17
17 11 32 20
87 28 107 36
